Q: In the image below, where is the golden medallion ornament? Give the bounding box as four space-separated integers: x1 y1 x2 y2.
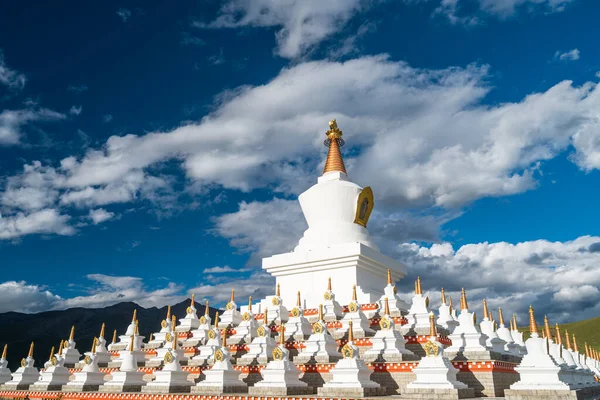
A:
164 352 174 364
379 317 392 330
242 312 251 321
161 320 168 329
83 355 92 365
226 302 234 311
291 308 301 318
208 330 216 340
341 343 355 359
424 341 439 357
165 332 174 342
21 358 26 368
257 326 267 337
214 349 224 362
425 297 430 308
354 186 374 228
324 292 332 301
199 316 207 324
348 302 359 313
271 297 280 306
312 322 324 334
272 347 284 361
186 306 193 315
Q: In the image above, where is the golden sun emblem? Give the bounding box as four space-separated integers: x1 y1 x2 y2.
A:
186 306 193 314
324 292 332 301
257 326 267 337
424 341 439 357
208 330 216 340
425 297 430 308
348 302 359 313
226 302 234 311
214 349 224 362
272 347 284 361
291 308 301 318
165 332 174 342
242 312 251 321
341 344 355 359
379 317 392 330
164 352 174 364
21 358 26 368
83 356 92 365
50 356 58 366
272 297 280 306
161 320 168 329
312 322 324 334
199 316 207 324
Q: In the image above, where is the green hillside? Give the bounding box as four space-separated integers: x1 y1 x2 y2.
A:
519 316 600 353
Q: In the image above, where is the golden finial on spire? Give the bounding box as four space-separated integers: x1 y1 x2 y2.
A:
323 119 346 174
483 299 489 320
135 320 139 335
460 288 468 311
279 326 285 346
205 301 210 316
248 296 253 311
48 346 55 362
149 333 153 342
417 277 422 295
565 329 572 349
171 315 177 332
263 310 268 325
318 304 324 321
509 317 514 331
191 294 195 306
352 284 357 301
528 305 538 335
132 309 137 322
347 321 354 342
129 333 135 351
276 283 281 297
230 289 235 303
166 305 171 319
573 334 579 352
429 312 437 337
91 337 97 354
448 296 453 310
100 323 105 338
585 343 590 358
112 329 117 343
69 325 75 341
297 291 301 307
555 323 562 345
1 344 6 359
214 311 220 328
489 310 494 322
28 342 34 358
384 297 390 316
387 269 392 285
58 340 64 356
498 308 505 326
222 327 227 347
543 316 552 339
327 277 332 291
441 288 446 305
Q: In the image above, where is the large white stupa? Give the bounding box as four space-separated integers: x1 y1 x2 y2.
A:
261 119 407 309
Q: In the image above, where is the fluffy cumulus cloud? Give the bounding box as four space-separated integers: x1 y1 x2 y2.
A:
87 208 115 225
555 48 580 61
0 108 65 145
0 209 74 239
0 281 62 313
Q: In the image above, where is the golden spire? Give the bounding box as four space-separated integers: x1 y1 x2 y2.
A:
387 269 392 285
429 312 437 338
543 316 552 340
297 291 301 307
28 342 34 358
100 323 105 338
263 311 268 325
489 310 493 322
573 334 579 352
128 332 135 351
473 312 477 324
205 301 210 316
460 288 468 311
48 346 55 362
222 327 227 347
555 323 562 345
69 325 75 341
249 296 253 311
327 277 332 291
214 312 220 328
498 308 505 326
171 315 177 332
230 289 235 303
441 288 446 304
1 344 6 359
149 333 153 342
318 304 324 321
347 320 354 342
483 299 489 320
384 297 390 316
166 305 171 319
191 294 195 306
91 337 97 354
132 309 137 322
528 305 538 335
417 277 422 295
279 326 285 346
352 284 357 301
565 329 572 350
585 343 590 358
135 320 140 336
448 296 453 311
173 330 177 351
323 119 346 174
58 340 64 355
112 329 117 343
276 283 281 297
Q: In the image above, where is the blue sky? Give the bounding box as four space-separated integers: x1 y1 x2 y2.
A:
1 0 600 323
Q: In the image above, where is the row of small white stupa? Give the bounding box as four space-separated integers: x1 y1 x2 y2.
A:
0 273 599 397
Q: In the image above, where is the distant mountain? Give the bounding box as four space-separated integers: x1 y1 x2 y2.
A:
0 299 217 370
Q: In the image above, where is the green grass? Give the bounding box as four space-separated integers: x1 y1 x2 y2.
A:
519 316 600 354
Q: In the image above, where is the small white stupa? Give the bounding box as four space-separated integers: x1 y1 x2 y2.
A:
295 304 342 364
322 277 344 321
338 284 374 339
511 314 526 352
401 277 433 335
266 284 289 325
177 295 200 332
404 313 474 399
228 297 258 344
31 343 72 391
479 300 507 353
100 334 147 392
147 306 172 349
506 306 573 396
149 315 185 366
249 326 311 396
437 288 459 333
144 317 192 393
495 308 520 355
319 321 383 397
554 324 583 387
377 269 409 317
569 332 597 386
183 301 211 347
84 323 111 365
113 310 139 351
219 290 243 329
115 320 145 366
445 289 487 354
107 329 119 352
284 291 313 341
364 298 415 362
192 311 221 365
61 326 82 366
238 312 278 366
63 338 107 392
0 345 12 384
3 342 39 390
193 329 247 394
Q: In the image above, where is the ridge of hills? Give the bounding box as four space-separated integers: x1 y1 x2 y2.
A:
0 299 216 370
521 315 600 353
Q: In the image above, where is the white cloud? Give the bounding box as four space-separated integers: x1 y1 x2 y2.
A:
0 50 26 91
0 108 65 145
0 209 74 239
203 265 250 273
436 0 575 23
69 105 83 115
116 8 131 22
479 0 574 17
0 281 62 313
199 0 373 58
554 48 580 61
88 208 115 225
67 84 88 93
189 272 275 305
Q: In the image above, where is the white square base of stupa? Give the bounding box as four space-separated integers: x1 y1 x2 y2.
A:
261 242 407 310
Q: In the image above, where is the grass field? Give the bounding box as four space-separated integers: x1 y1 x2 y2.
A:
519 315 600 353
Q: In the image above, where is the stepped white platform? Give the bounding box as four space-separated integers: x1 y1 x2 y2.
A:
2 344 39 390
63 344 107 392
192 335 246 394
